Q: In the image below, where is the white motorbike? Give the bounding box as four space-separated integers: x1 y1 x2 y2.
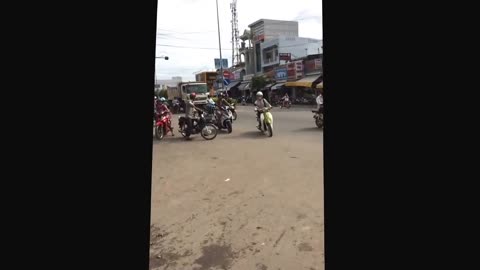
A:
215 106 233 133
255 107 274 137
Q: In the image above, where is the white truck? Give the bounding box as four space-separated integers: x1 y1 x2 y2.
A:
167 82 209 109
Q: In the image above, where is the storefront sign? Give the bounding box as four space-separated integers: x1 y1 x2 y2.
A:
275 67 288 81
304 58 322 74
279 53 291 61
287 61 304 80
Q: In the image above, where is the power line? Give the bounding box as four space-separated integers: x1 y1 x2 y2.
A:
156 44 233 50
156 28 217 35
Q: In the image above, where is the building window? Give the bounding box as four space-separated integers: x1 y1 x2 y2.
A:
266 52 272 63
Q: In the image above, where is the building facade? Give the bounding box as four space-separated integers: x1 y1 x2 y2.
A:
248 19 299 75
260 37 322 71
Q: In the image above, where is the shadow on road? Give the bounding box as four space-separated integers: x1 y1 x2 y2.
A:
292 127 324 133
223 130 267 139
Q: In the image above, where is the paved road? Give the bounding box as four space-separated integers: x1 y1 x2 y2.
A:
150 105 324 270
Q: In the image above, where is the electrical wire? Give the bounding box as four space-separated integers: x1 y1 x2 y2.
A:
156 44 233 50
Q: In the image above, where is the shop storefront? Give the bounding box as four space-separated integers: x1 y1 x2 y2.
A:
285 75 322 103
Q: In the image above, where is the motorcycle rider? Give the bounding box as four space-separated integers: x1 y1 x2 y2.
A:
156 97 174 136
215 92 231 120
316 88 324 113
282 93 290 107
207 94 215 105
184 92 203 140
254 91 272 129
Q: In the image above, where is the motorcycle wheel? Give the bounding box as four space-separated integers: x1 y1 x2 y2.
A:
267 123 273 137
225 120 232 134
179 123 187 137
200 123 218 140
232 110 237 121
315 114 324 128
155 125 164 140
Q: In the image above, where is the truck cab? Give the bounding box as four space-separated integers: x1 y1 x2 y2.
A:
179 82 208 106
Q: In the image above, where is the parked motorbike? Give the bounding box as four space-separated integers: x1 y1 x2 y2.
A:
178 110 218 140
215 106 233 133
255 107 274 137
280 99 291 109
312 109 324 128
154 112 173 140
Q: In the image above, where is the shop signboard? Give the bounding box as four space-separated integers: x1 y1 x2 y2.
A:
275 67 288 81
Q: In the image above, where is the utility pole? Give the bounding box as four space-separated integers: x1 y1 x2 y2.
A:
216 0 225 90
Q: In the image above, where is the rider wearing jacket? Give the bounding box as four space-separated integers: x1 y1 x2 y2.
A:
254 91 272 128
215 92 230 119
184 93 201 139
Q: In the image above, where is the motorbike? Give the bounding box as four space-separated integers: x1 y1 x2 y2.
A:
280 99 291 109
241 97 247 106
255 107 274 137
214 106 233 133
275 98 292 109
154 112 174 140
312 108 324 128
227 103 237 121
178 109 218 140
172 102 182 114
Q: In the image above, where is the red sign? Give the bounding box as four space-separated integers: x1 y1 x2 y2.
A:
287 61 304 80
223 70 231 78
279 53 291 61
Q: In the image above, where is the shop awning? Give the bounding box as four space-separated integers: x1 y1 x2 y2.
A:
238 82 250 91
285 75 322 88
225 81 241 90
263 83 274 90
271 82 285 90
315 82 323 89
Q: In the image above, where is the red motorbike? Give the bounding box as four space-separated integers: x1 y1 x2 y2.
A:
154 112 174 140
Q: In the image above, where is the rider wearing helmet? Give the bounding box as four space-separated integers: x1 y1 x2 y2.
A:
254 91 272 129
156 97 169 115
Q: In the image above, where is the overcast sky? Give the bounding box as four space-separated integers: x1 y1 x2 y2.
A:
156 0 322 81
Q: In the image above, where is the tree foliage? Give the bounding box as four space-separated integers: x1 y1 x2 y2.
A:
251 76 267 91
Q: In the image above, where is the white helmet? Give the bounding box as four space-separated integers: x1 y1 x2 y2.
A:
256 91 263 97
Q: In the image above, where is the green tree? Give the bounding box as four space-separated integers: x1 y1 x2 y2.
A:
251 76 267 91
159 89 168 99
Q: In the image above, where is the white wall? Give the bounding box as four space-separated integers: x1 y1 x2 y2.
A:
260 37 322 67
